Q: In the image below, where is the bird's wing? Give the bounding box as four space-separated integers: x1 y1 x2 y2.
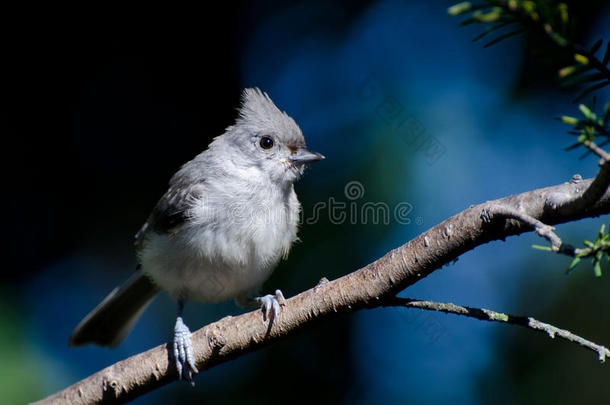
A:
134 181 205 248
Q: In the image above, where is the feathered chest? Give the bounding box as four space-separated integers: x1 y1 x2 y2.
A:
185 180 301 270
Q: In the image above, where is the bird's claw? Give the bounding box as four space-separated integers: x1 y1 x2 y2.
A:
255 289 285 322
173 316 198 384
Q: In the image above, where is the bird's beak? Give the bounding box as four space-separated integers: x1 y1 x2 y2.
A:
289 148 325 165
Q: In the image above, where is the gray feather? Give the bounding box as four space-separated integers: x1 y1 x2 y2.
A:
69 271 160 348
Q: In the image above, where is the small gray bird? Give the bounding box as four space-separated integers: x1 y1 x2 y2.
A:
69 88 324 381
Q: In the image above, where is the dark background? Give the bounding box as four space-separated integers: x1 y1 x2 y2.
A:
3 1 610 404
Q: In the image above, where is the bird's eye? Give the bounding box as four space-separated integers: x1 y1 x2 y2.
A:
259 136 274 149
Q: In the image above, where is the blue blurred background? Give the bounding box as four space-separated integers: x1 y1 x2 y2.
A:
5 1 610 404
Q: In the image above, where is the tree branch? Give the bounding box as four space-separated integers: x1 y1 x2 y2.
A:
481 204 565 251
582 139 610 163
384 297 610 362
34 176 610 405
566 159 610 213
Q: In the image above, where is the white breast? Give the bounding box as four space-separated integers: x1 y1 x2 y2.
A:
139 182 300 303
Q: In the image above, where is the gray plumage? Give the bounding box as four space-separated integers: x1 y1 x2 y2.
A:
69 88 324 365
68 272 158 347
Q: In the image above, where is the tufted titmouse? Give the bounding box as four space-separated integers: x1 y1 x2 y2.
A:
69 88 324 381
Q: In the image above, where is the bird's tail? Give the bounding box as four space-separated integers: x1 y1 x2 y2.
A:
69 271 160 348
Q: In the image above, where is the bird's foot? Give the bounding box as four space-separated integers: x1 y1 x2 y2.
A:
173 316 198 384
255 289 285 322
